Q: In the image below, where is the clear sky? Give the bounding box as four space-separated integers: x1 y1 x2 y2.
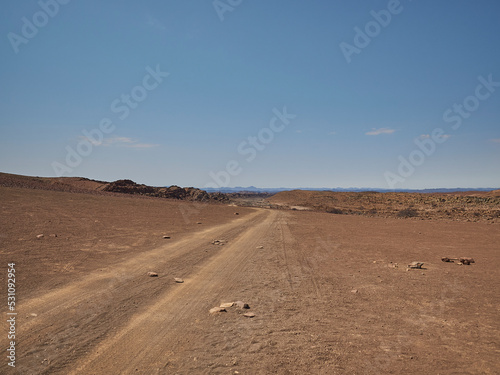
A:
1 0 499 189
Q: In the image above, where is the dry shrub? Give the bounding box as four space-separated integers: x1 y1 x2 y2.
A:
327 208 344 215
397 208 418 218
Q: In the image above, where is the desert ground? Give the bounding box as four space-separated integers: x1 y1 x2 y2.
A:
1 181 499 374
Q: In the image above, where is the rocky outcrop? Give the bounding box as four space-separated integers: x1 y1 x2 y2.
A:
102 179 222 202
0 173 229 203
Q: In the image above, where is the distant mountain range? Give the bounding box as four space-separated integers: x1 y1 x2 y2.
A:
202 186 500 194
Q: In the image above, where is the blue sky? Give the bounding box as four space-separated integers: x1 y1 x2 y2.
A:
1 0 499 189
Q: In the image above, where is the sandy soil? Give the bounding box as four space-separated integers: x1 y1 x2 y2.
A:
1 186 499 374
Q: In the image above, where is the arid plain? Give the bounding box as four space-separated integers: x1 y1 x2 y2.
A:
1 173 499 374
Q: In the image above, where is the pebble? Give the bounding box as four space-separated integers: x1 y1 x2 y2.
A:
212 239 226 246
174 278 184 283
243 312 255 318
36 234 44 239
209 307 226 314
220 302 234 308
256 246 264 249
407 261 424 269
147 272 158 277
235 301 250 309
163 235 171 239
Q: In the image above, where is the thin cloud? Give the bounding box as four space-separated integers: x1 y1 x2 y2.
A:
105 137 134 145
126 143 159 149
79 136 158 149
328 131 336 135
418 133 451 140
365 128 396 136
490 138 500 143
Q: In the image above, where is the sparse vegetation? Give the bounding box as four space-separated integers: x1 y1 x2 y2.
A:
269 190 500 222
396 208 419 218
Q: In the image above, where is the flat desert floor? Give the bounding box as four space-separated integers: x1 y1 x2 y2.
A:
1 186 499 374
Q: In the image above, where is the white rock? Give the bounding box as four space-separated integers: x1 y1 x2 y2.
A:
210 307 226 314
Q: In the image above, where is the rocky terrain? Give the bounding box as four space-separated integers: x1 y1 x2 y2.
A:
101 179 228 202
0 172 227 202
267 189 500 222
2 172 499 222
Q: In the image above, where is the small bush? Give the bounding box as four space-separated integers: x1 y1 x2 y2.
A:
327 208 343 214
397 208 418 218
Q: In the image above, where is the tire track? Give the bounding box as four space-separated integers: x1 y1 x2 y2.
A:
10 210 267 374
68 209 278 374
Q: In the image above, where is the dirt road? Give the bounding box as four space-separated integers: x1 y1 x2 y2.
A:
6 207 271 373
2 188 499 374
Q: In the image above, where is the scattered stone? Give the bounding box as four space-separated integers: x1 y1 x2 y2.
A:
49 234 57 238
220 302 234 308
30 313 38 317
243 312 255 318
197 222 202 224
407 262 424 269
441 257 475 265
147 272 158 277
234 212 239 215
36 234 44 239
212 239 226 246
350 289 358 294
256 246 264 249
174 278 184 283
459 257 475 265
235 301 250 309
163 235 171 239
210 307 226 314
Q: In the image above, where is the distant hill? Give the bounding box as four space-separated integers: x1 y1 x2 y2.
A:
203 186 500 194
267 189 500 222
0 172 226 202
